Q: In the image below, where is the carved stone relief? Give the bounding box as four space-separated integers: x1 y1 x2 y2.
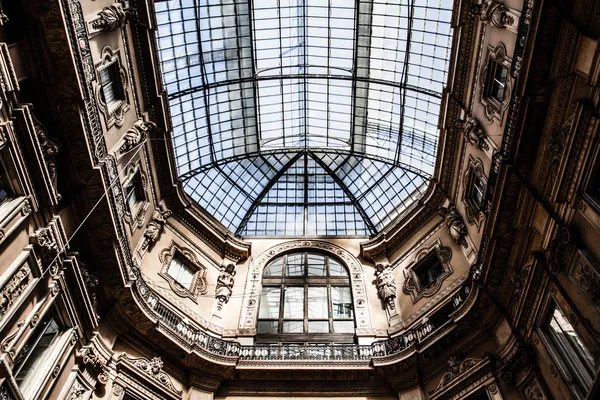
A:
158 241 208 301
462 156 487 228
215 263 236 309
375 263 397 312
0 264 32 321
90 4 133 33
439 203 468 247
429 356 489 398
480 0 515 29
402 240 453 303
141 204 172 251
120 355 181 396
479 43 513 125
119 119 155 154
568 249 600 311
458 116 489 152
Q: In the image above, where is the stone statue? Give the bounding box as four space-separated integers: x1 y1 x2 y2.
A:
375 263 397 310
91 4 133 32
215 263 236 307
458 116 488 151
480 0 513 29
141 206 172 250
120 120 155 154
439 204 468 246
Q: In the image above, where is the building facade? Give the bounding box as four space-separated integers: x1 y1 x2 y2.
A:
0 0 599 399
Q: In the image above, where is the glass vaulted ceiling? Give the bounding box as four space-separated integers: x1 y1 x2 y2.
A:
154 0 454 236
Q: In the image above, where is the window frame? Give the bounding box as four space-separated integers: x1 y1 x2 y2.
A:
122 162 149 232
479 43 512 125
462 156 487 228
537 297 596 399
257 251 355 343
402 240 453 303
95 46 130 129
158 241 207 302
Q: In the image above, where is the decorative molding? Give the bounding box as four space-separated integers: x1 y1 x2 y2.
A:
95 46 130 130
568 249 600 312
429 355 491 399
238 240 372 334
119 119 155 154
0 263 32 321
158 241 208 301
479 43 512 125
119 355 182 397
402 239 453 303
30 216 68 274
462 156 487 228
523 378 547 400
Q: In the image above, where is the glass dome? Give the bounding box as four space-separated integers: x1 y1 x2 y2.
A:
154 0 454 236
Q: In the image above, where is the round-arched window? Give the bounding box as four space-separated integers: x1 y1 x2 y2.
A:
257 252 354 339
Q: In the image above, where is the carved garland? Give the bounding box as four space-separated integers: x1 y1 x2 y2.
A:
238 240 372 334
402 239 453 303
122 161 150 232
95 46 129 129
462 156 487 228
158 241 207 302
479 42 512 125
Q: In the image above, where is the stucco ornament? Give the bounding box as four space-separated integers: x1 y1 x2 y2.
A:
92 4 133 32
375 263 397 310
215 263 236 307
439 204 468 246
120 120 155 154
458 117 488 151
142 206 172 250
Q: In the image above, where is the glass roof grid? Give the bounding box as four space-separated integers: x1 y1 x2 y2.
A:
329 155 393 199
184 172 253 229
170 93 212 176
217 156 277 199
241 204 306 236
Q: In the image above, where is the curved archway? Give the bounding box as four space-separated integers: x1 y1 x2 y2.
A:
238 241 372 335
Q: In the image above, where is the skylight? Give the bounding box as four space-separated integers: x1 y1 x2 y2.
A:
154 0 454 236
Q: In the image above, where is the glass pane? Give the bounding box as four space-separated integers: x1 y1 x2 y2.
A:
549 305 594 370
307 287 328 319
257 321 278 334
307 253 326 276
328 258 347 276
333 320 354 333
331 286 353 319
264 256 283 276
282 321 303 333
308 321 329 333
283 287 304 318
286 253 304 276
15 317 61 388
259 287 281 319
168 257 194 289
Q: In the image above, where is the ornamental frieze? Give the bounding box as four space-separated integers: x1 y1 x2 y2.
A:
0 264 32 321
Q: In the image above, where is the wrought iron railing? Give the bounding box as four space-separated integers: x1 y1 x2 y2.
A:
134 276 474 363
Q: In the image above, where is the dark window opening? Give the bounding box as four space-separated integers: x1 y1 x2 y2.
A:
99 62 125 107
125 171 145 211
485 59 508 103
415 253 443 288
0 161 9 204
470 174 486 210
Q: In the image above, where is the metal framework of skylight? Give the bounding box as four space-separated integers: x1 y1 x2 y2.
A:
154 0 454 236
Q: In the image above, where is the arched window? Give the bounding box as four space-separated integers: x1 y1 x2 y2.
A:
257 252 354 341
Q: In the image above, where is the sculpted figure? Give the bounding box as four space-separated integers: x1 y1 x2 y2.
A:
142 206 172 250
120 120 155 154
480 0 513 29
375 263 397 310
215 263 236 305
439 204 468 246
92 4 133 32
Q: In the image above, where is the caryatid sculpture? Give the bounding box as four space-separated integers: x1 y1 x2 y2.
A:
215 263 236 310
375 263 397 311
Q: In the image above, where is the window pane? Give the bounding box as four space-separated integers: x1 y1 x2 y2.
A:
333 320 354 333
416 255 443 287
284 287 304 318
307 254 326 276
308 321 329 333
264 256 283 276
307 287 328 319
257 320 278 334
328 259 347 276
259 287 281 319
282 321 303 333
168 257 194 289
549 305 594 370
286 254 304 276
331 287 353 319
